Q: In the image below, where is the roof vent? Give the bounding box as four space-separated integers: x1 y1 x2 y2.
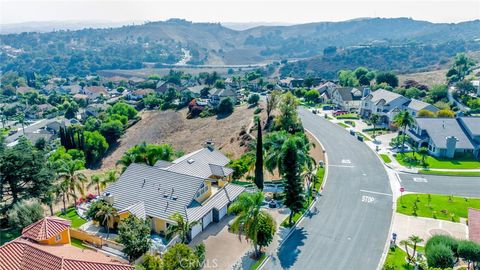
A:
142 179 146 188
187 159 195 164
163 190 168 198
172 195 178 200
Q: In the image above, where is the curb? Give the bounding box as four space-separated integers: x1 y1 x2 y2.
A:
258 126 329 270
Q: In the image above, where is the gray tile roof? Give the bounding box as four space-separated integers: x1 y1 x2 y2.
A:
186 184 245 222
119 201 146 220
105 163 204 221
154 160 173 168
415 118 475 149
367 89 408 105
459 117 480 137
211 88 236 97
336 87 362 102
165 148 231 179
405 99 439 113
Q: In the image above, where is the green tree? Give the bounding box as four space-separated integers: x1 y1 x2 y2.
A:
304 89 320 103
393 110 414 153
118 215 152 262
108 102 138 119
426 244 455 269
417 110 435 118
95 202 118 239
436 109 455 118
57 159 87 206
280 137 306 225
248 94 260 106
166 212 198 244
376 72 399 88
117 142 175 167
162 243 201 270
99 120 124 144
428 84 448 102
418 147 429 167
217 98 234 115
400 239 412 261
254 118 264 190
266 90 280 121
7 199 45 229
87 174 108 196
408 235 424 260
338 70 359 87
369 114 380 139
447 53 476 82
84 131 109 164
140 254 163 270
228 192 276 258
457 240 480 269
275 92 300 133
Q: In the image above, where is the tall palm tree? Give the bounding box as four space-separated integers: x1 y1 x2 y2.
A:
88 174 106 197
166 212 199 244
418 147 429 167
393 110 414 153
302 160 318 203
400 239 412 262
369 114 380 139
58 159 87 206
95 204 118 239
408 235 423 260
228 191 276 258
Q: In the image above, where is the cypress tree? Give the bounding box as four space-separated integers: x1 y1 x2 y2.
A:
254 118 264 190
281 137 305 225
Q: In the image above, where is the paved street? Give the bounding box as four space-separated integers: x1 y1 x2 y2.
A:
398 173 480 197
263 108 393 270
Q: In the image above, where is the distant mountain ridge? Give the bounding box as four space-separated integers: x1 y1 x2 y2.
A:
1 18 480 76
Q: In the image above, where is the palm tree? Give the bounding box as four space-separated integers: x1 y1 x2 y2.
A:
400 239 412 262
15 113 26 135
302 160 318 203
95 204 118 239
117 142 175 167
393 110 414 153
228 192 276 258
369 114 380 139
88 174 106 197
58 159 87 206
166 212 198 244
408 235 423 260
264 132 313 175
418 147 429 167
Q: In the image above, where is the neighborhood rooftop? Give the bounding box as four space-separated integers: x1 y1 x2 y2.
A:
414 118 475 149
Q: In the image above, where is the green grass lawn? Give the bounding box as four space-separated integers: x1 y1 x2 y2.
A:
383 247 414 270
315 167 325 191
337 122 349 128
418 170 480 177
70 238 87 249
56 208 87 228
395 153 480 169
336 113 359 119
396 194 480 222
0 229 20 245
380 154 392 164
364 128 390 137
344 120 356 127
250 254 267 270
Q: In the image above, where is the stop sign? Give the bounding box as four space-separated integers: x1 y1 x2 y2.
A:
400 187 405 193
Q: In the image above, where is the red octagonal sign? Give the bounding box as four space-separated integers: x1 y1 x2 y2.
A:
400 187 405 193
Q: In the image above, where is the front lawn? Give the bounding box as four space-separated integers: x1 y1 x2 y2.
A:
395 153 480 169
56 208 87 228
383 246 413 270
418 170 480 177
380 154 392 164
336 113 359 119
396 194 480 222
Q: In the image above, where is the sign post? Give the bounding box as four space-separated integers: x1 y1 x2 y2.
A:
400 187 405 204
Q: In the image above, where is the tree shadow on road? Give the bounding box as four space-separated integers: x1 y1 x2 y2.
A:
276 228 308 269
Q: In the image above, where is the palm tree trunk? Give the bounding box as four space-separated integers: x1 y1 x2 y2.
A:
97 183 101 196
402 125 407 153
49 204 54 216
62 194 67 213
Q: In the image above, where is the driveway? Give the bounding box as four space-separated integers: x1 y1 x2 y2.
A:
263 108 393 270
392 213 468 244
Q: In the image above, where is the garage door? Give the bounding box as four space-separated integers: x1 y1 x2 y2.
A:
202 211 213 229
191 222 202 239
218 206 227 220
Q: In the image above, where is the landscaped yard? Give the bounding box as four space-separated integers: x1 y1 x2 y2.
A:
336 113 359 119
418 170 480 177
396 194 480 222
383 247 413 270
395 153 480 169
337 122 349 128
56 208 87 228
380 154 392 164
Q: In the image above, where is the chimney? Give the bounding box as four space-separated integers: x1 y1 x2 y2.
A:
445 136 458 159
104 193 114 205
203 140 215 150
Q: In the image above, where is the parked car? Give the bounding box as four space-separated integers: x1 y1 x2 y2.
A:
322 105 333 110
357 134 364 141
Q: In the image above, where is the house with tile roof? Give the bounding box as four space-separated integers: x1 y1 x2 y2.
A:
0 217 133 270
360 89 439 126
82 86 109 101
104 145 245 240
406 117 480 159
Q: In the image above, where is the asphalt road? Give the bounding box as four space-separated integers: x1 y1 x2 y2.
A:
398 172 480 198
263 108 393 270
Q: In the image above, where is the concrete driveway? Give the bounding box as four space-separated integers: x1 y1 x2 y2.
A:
392 213 468 244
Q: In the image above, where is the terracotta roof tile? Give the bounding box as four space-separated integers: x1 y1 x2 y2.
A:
21 217 70 242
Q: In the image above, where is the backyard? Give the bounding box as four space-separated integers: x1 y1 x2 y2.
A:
56 208 87 228
396 194 480 222
395 152 480 169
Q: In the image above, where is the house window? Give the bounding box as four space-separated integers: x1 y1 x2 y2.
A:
55 234 61 242
195 183 209 198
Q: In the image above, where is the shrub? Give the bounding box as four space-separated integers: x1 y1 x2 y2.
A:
426 244 455 269
425 235 459 257
457 240 480 265
7 199 45 229
254 107 263 114
248 94 260 106
217 98 234 115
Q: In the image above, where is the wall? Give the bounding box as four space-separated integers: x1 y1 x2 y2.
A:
38 229 71 245
195 181 212 204
152 217 168 234
69 228 104 246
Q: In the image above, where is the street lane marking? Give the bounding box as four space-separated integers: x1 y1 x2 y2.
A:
362 195 375 203
341 159 351 164
328 165 355 168
360 189 392 197
413 177 428 183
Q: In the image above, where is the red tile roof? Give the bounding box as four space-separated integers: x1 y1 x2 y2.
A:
0 239 133 270
469 208 480 244
21 217 70 242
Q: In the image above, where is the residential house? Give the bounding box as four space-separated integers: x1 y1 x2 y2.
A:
104 145 245 240
360 89 439 125
155 81 185 94
331 87 363 111
128 88 154 100
15 86 35 95
472 80 480 96
406 117 480 159
315 81 337 101
209 88 237 106
61 84 82 95
186 85 209 98
82 86 109 100
83 103 108 118
0 217 133 270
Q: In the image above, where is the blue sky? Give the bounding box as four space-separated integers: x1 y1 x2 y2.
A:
1 0 479 24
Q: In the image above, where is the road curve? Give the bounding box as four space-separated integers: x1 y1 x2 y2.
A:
398 173 480 198
263 108 393 270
